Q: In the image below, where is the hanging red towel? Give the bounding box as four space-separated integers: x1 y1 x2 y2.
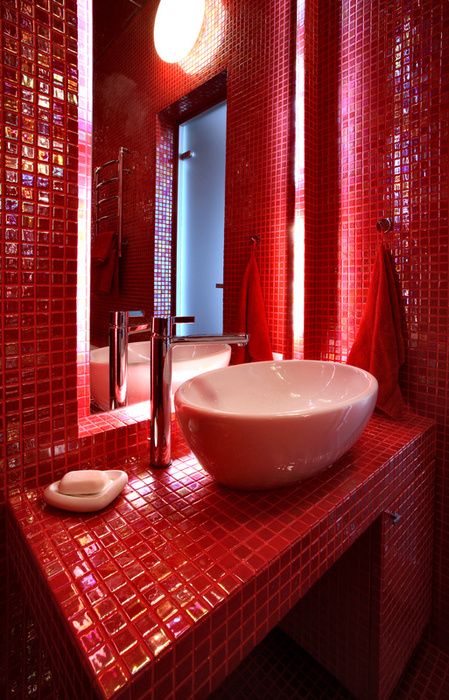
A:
91 230 119 295
347 242 407 419
234 248 273 364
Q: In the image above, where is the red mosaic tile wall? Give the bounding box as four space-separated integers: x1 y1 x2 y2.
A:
306 0 449 650
213 632 449 700
2 0 448 693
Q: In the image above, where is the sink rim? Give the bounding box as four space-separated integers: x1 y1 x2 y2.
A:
175 359 378 418
90 341 232 412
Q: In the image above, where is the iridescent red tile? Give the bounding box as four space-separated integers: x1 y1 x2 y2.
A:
2 0 449 696
7 414 435 698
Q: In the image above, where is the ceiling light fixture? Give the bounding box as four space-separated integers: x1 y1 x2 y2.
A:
154 0 206 63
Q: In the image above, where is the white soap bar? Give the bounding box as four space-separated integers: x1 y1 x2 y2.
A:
58 470 109 496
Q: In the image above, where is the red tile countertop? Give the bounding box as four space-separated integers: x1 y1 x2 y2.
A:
7 414 435 700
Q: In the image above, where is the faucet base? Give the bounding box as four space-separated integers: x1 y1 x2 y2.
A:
148 437 172 469
150 461 172 469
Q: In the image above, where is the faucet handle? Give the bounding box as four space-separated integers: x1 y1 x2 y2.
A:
173 316 195 325
151 316 195 337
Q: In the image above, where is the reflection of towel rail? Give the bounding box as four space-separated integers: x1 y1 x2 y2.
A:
96 176 119 189
97 213 118 224
97 195 119 206
94 146 129 258
95 158 118 172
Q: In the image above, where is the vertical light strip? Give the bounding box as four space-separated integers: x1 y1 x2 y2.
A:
293 0 306 358
76 0 93 416
154 121 174 316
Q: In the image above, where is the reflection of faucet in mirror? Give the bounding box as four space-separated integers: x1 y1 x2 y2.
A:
108 310 151 410
149 316 248 468
108 312 248 464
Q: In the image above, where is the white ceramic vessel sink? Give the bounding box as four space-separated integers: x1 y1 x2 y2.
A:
90 341 231 411
175 360 378 490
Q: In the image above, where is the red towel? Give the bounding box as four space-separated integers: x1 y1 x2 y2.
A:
347 242 407 419
234 249 272 364
91 230 118 295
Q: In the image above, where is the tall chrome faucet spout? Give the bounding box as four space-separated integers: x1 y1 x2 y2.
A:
108 312 248 462
109 311 128 409
109 310 151 410
150 316 248 468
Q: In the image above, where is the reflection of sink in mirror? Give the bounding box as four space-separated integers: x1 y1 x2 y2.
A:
90 341 231 412
175 360 378 490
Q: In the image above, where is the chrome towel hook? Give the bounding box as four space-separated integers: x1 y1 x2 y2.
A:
376 217 393 234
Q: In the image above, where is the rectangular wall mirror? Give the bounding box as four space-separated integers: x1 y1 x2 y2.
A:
77 0 297 426
85 1 232 416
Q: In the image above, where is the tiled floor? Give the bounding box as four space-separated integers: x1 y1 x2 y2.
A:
214 628 449 700
393 640 449 700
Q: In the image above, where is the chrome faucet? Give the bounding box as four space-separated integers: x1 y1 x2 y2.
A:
109 310 151 409
150 316 248 468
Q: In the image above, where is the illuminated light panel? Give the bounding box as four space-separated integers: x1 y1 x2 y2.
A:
179 0 226 76
154 0 206 63
293 12 305 358
77 0 93 418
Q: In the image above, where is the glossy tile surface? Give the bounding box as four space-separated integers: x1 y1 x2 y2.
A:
303 0 449 649
281 464 434 699
0 0 295 689
1 0 449 695
8 414 434 698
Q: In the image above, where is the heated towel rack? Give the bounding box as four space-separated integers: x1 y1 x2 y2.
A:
94 146 129 258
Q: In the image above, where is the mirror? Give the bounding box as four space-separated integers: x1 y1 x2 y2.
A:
87 0 231 414
79 0 298 421
88 0 154 414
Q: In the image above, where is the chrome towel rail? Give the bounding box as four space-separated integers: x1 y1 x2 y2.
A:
94 146 129 258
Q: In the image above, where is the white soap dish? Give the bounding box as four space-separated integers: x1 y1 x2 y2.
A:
43 470 128 513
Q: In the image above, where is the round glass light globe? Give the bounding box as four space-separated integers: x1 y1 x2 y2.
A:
154 0 206 63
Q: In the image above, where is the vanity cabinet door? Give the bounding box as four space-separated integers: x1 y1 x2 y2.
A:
280 461 434 700
369 463 434 699
280 522 377 698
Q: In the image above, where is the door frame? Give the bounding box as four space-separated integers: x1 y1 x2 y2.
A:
153 72 227 318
